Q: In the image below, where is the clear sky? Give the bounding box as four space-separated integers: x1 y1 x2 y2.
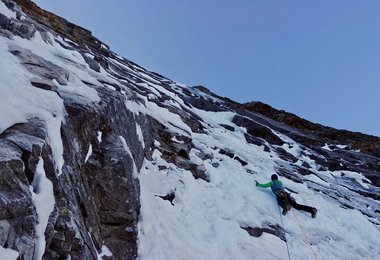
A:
33 0 380 137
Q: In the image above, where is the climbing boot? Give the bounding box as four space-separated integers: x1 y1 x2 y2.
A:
282 205 291 215
311 208 318 218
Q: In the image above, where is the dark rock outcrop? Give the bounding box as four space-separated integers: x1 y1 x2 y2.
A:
156 192 175 206
241 222 287 242
232 115 285 146
0 119 50 260
243 101 380 158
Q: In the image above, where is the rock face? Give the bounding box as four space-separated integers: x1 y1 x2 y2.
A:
0 120 43 260
0 0 379 259
243 101 380 158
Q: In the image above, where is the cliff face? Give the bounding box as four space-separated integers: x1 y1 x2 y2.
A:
0 1 379 259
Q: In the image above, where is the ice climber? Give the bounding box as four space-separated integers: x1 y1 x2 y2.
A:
255 174 318 218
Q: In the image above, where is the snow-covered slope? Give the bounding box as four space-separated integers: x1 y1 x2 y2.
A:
138 114 380 259
0 1 379 259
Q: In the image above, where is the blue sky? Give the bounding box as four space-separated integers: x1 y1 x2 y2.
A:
33 1 380 136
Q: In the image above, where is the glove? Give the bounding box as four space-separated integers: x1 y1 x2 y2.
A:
255 180 259 186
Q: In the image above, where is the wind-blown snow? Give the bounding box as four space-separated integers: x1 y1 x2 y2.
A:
30 157 55 260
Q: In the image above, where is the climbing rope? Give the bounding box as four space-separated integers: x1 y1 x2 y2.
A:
291 210 319 260
278 205 291 260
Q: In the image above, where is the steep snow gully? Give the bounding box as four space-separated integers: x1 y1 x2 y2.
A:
0 0 380 259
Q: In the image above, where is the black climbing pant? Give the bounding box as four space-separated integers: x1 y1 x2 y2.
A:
276 191 314 214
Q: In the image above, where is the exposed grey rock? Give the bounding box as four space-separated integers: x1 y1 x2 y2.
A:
40 30 53 44
9 45 70 84
220 124 235 132
0 119 50 260
244 132 265 147
275 147 298 163
156 192 175 206
219 148 234 158
30 77 58 91
233 115 285 146
48 85 144 259
0 13 10 29
9 19 36 39
0 28 13 38
0 220 11 246
3 0 22 14
81 52 101 72
241 222 287 242
234 156 248 166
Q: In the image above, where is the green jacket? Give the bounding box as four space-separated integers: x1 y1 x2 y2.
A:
256 180 285 194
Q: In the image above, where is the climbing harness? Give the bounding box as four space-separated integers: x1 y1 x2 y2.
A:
278 205 291 260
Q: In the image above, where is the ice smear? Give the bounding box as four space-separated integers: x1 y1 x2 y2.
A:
136 123 145 149
119 136 138 178
30 157 55 260
85 144 93 163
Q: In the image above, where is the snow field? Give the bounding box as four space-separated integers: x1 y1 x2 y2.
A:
138 108 380 259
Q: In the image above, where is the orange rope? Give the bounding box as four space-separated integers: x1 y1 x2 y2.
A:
278 205 292 260
281 192 318 260
291 210 319 260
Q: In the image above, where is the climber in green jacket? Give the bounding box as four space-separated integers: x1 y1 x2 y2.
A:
256 174 317 218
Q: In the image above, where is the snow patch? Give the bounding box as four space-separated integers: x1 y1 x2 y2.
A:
136 123 145 149
0 246 19 260
322 143 332 151
98 245 113 259
331 170 372 189
85 144 93 163
97 131 103 143
30 157 55 260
